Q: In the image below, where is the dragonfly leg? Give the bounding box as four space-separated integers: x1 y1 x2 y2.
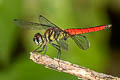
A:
37 45 46 53
51 43 61 59
33 45 47 56
33 47 39 52
51 43 61 67
33 45 42 52
43 45 47 55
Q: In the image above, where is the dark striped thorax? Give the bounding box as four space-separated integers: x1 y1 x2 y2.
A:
43 27 69 43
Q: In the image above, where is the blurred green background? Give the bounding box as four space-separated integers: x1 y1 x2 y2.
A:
0 0 119 80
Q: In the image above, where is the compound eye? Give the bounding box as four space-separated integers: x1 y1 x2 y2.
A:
33 33 43 45
33 37 39 45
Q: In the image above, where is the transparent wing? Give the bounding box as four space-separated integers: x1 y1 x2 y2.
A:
56 39 68 50
71 34 90 50
14 19 51 30
39 15 58 28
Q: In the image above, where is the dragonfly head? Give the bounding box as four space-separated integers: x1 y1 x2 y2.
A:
33 33 43 46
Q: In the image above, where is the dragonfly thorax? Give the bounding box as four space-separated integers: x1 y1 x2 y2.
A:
33 33 43 46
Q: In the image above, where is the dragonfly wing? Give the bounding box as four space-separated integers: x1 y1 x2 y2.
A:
14 19 51 30
39 15 58 28
71 34 90 50
56 39 68 50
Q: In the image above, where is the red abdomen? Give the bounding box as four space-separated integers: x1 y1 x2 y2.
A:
64 24 111 35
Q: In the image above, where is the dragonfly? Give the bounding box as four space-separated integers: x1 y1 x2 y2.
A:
14 15 112 59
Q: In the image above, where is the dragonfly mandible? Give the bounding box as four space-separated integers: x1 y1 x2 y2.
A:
14 15 112 59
